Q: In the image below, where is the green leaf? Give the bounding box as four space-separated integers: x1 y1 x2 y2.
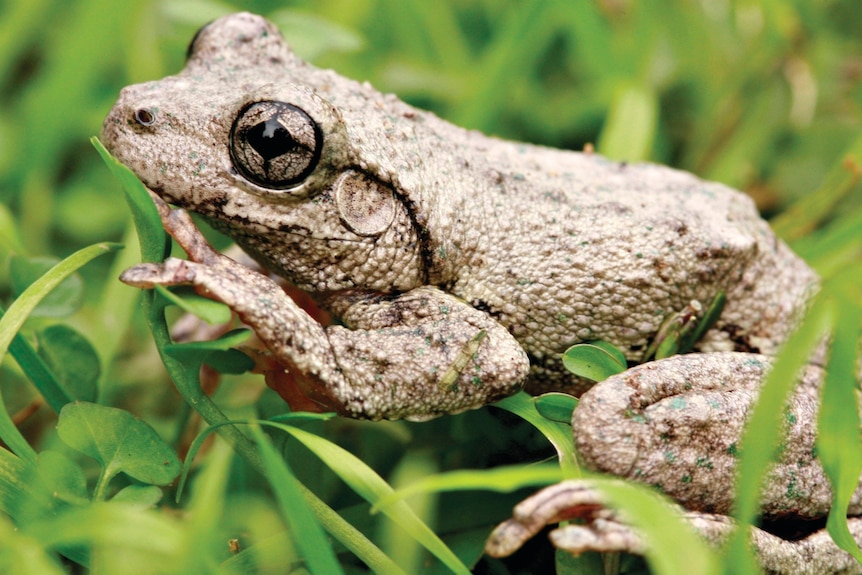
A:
34 450 88 505
164 328 254 374
678 292 726 354
56 402 181 499
25 503 182 570
723 292 833 571
266 421 468 575
0 202 24 255
373 464 564 512
0 242 118 461
92 137 167 263
772 129 862 241
155 285 233 325
111 485 164 509
597 479 720 575
270 8 364 60
0 447 32 518
37 324 99 403
6 314 71 413
250 425 347 575
0 514 67 575
533 392 578 424
493 391 578 474
177 420 402 575
561 341 627 383
9 255 83 318
818 285 862 561
597 83 658 162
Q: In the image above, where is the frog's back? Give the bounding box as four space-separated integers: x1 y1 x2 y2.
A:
430 134 817 394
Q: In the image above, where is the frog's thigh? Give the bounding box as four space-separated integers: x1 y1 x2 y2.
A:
573 352 842 518
328 287 529 420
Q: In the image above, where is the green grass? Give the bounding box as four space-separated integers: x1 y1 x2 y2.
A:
1 1 861 573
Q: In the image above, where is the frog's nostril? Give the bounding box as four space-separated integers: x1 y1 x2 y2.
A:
134 108 157 127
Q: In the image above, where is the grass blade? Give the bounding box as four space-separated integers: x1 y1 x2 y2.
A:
266 422 470 575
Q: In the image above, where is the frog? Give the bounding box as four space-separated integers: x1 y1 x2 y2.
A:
100 12 861 573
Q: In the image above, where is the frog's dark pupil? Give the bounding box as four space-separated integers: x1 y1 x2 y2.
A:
247 118 296 161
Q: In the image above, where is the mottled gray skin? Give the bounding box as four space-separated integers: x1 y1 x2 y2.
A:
102 12 855 570
485 354 862 574
103 13 814 411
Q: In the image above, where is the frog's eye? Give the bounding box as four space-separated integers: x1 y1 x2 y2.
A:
229 100 323 189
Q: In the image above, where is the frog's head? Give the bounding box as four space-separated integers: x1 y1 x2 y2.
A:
102 12 443 294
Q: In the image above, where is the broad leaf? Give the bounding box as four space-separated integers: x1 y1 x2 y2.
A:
56 402 181 496
9 255 83 318
37 325 99 403
561 341 627 383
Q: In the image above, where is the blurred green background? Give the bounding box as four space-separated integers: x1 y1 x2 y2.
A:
1 0 861 573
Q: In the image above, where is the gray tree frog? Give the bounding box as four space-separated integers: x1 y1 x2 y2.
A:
101 12 860 572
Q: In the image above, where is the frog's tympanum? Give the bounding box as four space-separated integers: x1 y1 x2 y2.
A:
102 13 862 573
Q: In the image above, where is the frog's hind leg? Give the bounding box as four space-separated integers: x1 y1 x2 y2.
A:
698 225 819 358
486 479 862 575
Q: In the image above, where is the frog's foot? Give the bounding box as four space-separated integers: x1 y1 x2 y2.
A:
485 480 645 557
486 480 862 575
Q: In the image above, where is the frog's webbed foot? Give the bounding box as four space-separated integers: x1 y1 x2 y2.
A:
486 480 862 575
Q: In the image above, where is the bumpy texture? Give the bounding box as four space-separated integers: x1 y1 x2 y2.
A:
102 12 859 570
102 12 816 410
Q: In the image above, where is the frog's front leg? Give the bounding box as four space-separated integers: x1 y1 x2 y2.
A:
121 193 529 420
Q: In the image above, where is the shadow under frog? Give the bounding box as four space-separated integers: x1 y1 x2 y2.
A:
101 12 861 573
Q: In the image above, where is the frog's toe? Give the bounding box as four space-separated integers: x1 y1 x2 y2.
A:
485 479 618 557
119 258 200 287
549 518 645 555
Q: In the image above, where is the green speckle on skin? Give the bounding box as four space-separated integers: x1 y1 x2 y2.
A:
664 451 676 462
516 278 532 286
636 252 643 258
696 457 713 470
785 473 805 499
556 314 568 323
624 409 646 423
681 475 692 483
471 376 482 386
669 396 687 409
726 443 739 457
785 411 797 425
438 246 447 259
743 357 767 369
